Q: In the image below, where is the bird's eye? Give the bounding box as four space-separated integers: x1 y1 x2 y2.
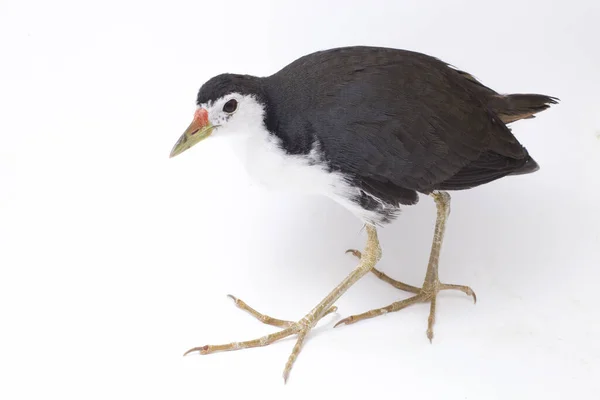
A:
223 99 238 114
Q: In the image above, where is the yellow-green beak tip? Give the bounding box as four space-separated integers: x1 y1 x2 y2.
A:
170 108 213 158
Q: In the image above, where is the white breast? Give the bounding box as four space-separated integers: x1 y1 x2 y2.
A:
226 127 390 224
231 127 339 194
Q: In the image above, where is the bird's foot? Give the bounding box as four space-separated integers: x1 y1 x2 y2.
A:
334 281 475 341
184 295 337 382
340 249 475 342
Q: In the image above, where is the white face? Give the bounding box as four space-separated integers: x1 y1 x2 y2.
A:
200 92 267 139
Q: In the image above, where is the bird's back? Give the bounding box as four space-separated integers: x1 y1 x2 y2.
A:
263 46 556 208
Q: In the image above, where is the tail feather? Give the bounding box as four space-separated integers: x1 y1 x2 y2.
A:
490 94 559 124
453 69 559 124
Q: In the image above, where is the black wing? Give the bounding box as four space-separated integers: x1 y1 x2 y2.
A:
268 46 532 206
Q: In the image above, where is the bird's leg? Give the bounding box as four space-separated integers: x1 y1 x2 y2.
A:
345 249 421 293
184 225 382 382
336 191 476 342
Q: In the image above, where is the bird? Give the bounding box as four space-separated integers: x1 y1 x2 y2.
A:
169 45 557 382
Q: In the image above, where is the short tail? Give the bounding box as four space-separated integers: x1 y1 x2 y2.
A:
490 94 559 124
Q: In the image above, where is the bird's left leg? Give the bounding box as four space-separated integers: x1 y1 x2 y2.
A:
336 191 476 342
184 224 382 382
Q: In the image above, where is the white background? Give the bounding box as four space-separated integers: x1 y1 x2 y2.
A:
1 0 599 398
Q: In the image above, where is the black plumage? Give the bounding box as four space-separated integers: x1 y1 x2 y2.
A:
196 46 556 222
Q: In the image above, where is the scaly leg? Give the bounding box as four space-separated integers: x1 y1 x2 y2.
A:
184 225 382 382
336 191 476 342
223 294 337 328
346 249 421 293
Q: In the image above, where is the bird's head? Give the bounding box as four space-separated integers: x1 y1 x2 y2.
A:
170 74 267 158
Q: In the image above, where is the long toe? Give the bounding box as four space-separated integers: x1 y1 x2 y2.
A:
335 279 476 340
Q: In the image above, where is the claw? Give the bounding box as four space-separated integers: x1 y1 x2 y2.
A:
183 345 209 356
345 249 362 259
439 284 477 304
333 316 354 328
227 294 243 306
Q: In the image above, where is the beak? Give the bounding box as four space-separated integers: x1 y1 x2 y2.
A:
169 108 213 158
